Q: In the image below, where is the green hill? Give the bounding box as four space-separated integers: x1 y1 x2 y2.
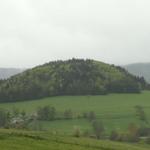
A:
0 59 148 102
124 63 150 83
0 129 149 150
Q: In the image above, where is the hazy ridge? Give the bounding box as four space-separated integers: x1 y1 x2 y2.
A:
124 63 150 83
0 68 24 79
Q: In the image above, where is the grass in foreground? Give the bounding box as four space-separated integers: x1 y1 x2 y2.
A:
0 129 149 150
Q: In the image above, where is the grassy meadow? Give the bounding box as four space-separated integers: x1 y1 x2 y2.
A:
0 129 149 150
0 91 150 134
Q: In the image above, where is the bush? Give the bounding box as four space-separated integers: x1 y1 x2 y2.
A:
110 130 119 141
82 111 96 121
12 108 20 117
134 105 148 124
37 106 56 121
0 108 10 127
73 126 81 137
64 109 73 119
112 123 140 143
82 112 88 118
92 120 105 139
138 127 150 136
87 111 96 122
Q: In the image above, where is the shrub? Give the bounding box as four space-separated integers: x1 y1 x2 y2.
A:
138 127 150 136
64 109 73 119
37 105 56 121
87 111 96 122
0 108 10 127
92 120 105 139
73 126 81 137
135 105 148 124
110 130 119 141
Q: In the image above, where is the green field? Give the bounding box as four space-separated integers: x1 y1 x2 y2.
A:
0 91 150 134
0 129 149 150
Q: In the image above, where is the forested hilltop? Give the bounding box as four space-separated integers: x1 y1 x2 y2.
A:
0 59 148 102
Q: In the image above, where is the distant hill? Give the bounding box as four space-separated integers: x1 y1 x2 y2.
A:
0 68 24 79
124 63 150 83
0 59 148 102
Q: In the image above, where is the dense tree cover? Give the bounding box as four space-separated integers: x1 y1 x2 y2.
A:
0 59 148 102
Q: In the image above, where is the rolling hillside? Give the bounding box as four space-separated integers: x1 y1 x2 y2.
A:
124 63 150 83
0 59 147 102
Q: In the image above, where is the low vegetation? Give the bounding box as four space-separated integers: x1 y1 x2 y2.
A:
0 101 150 145
0 92 150 134
0 129 150 150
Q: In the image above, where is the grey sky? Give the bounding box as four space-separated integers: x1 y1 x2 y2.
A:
0 0 150 68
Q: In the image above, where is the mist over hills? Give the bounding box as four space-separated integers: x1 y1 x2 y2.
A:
124 63 150 83
0 68 24 79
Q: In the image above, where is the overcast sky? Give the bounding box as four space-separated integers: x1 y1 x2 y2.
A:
0 0 150 68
